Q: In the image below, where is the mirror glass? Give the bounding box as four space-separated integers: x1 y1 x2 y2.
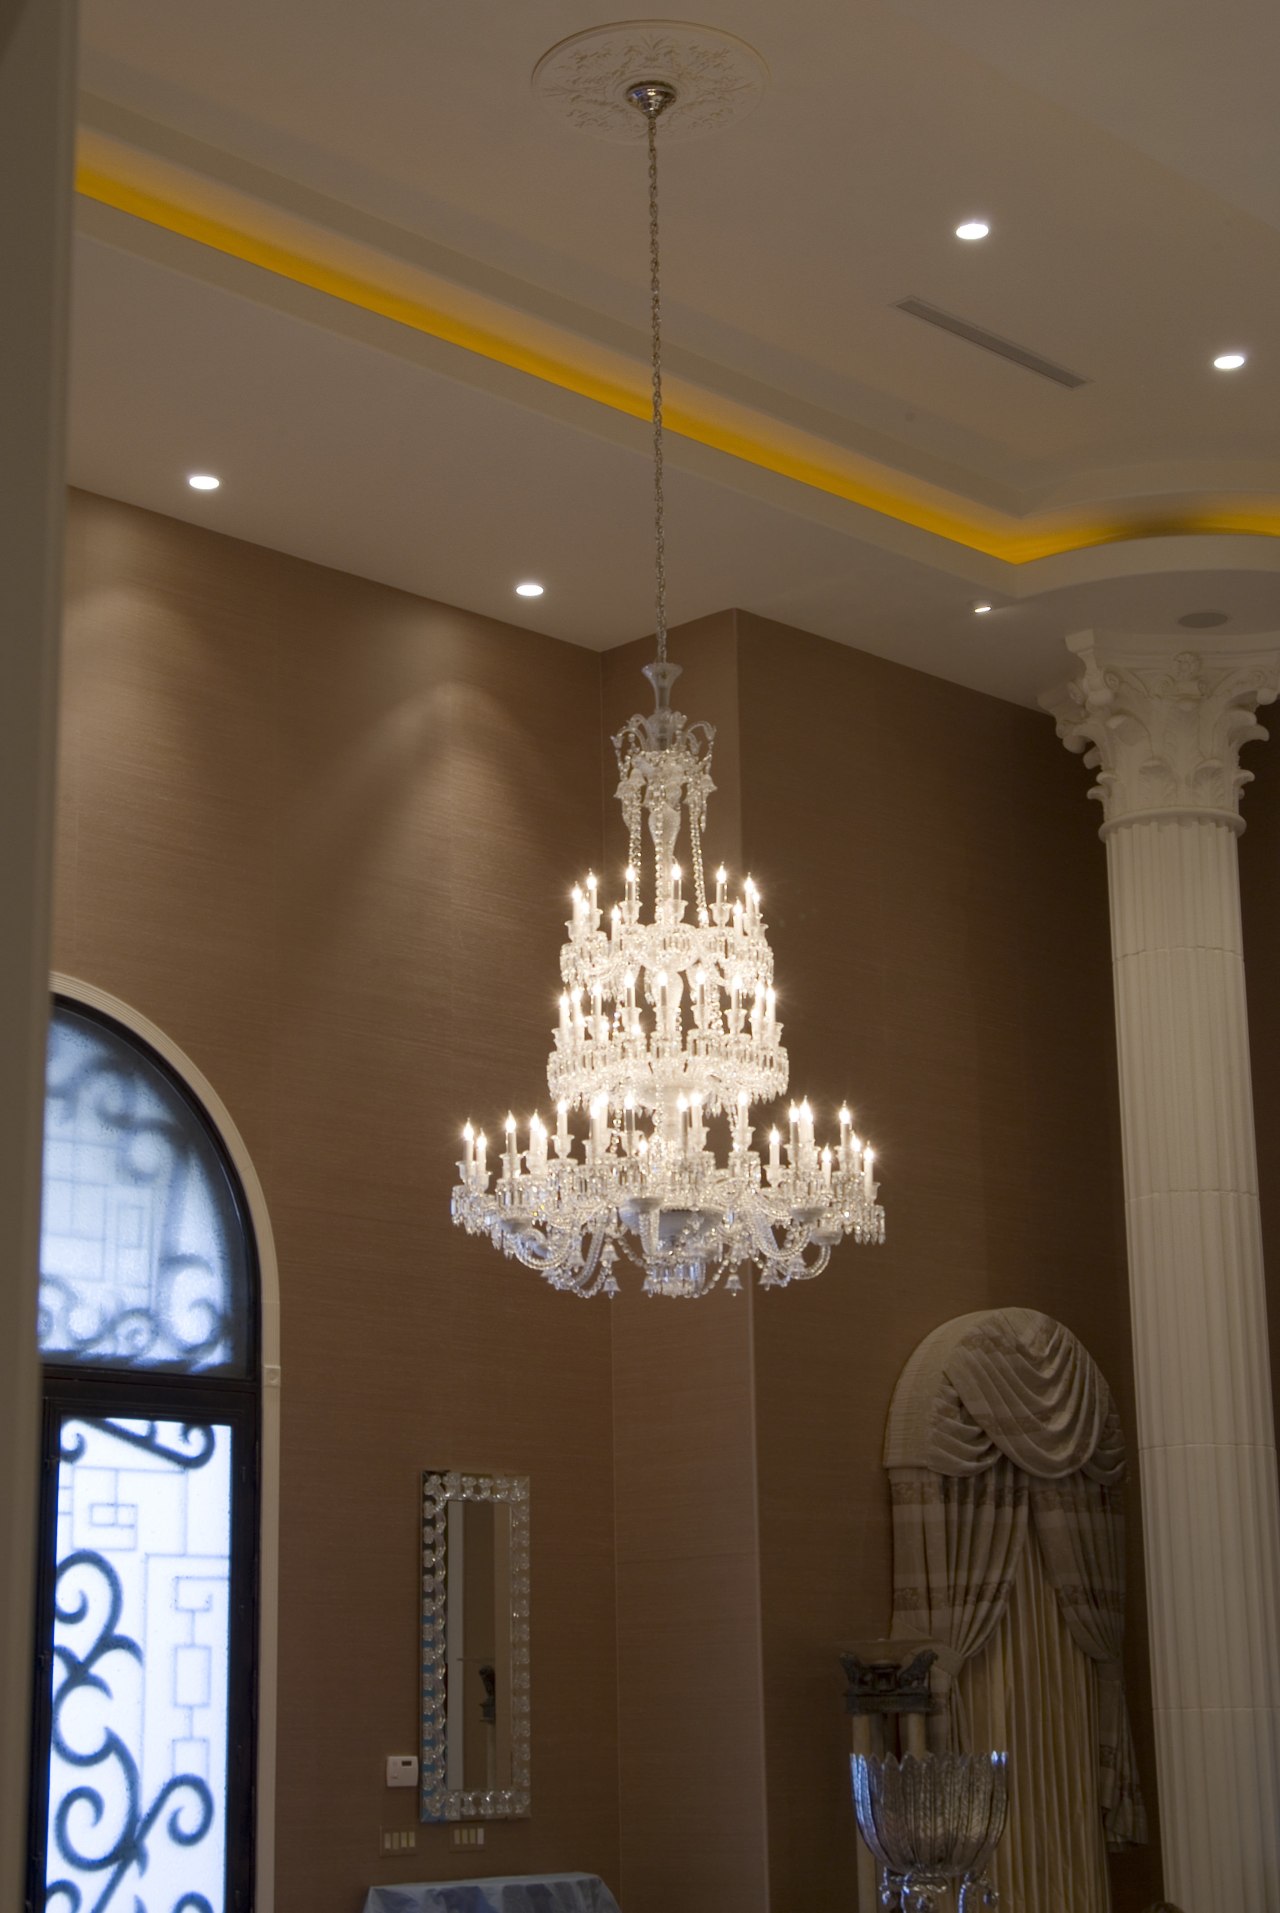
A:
421 1471 530 1821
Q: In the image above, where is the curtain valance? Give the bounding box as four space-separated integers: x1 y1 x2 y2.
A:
884 1307 1126 1485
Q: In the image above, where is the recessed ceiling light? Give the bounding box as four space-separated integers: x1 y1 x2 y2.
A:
956 220 990 242
972 602 993 615
187 473 220 491
1213 352 1246 371
515 582 544 598
1178 610 1229 629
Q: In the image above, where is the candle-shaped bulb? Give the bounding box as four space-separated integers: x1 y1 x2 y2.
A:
463 1121 474 1142
587 870 597 893
505 1112 516 1135
529 1111 548 1172
624 1091 635 1110
840 1105 852 1127
770 1125 781 1145
626 864 637 884
716 865 728 886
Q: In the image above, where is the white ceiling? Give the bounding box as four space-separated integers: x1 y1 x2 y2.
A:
68 0 1280 706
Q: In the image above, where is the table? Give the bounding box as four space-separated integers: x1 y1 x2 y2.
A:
362 1873 622 1913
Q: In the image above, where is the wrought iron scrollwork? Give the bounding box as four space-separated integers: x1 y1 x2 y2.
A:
47 1549 216 1913
59 1419 217 1471
40 1007 248 1374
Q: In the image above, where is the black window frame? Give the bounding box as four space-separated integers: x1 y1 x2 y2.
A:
27 996 261 1913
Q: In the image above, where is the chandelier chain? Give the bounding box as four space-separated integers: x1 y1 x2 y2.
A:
647 106 667 668
448 72 886 1299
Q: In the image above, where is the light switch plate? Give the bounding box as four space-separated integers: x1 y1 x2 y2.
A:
381 1829 417 1854
386 1754 419 1789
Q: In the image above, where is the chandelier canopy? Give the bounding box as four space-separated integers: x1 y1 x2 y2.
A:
450 72 886 1298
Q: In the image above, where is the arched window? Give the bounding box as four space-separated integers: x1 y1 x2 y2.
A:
28 995 261 1913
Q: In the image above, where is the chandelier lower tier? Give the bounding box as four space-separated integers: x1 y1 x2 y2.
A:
451 661 885 1299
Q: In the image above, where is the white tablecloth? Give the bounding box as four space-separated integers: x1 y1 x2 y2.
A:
363 1873 621 1913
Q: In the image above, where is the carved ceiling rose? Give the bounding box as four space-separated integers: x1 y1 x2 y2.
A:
532 22 769 143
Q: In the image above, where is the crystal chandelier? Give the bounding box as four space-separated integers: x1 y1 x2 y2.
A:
450 79 885 1299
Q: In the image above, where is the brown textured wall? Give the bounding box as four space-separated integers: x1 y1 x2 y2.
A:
51 499 1161 1913
731 613 1163 1913
55 491 621 1912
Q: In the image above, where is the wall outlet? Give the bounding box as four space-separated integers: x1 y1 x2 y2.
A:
381 1829 418 1855
386 1754 419 1789
452 1825 485 1849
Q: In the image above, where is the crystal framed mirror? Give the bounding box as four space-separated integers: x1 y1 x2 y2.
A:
420 1471 530 1821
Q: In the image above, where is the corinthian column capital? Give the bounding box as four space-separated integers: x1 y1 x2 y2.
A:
1041 629 1280 832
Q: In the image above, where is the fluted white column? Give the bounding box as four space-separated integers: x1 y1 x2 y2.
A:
1045 631 1280 1911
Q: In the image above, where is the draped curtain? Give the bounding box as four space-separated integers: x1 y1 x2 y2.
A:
884 1309 1146 1857
956 1527 1111 1912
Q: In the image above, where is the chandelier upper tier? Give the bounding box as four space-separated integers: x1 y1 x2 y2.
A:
450 49 886 1299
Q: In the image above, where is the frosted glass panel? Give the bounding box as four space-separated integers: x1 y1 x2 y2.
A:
40 1006 251 1372
43 1417 231 1913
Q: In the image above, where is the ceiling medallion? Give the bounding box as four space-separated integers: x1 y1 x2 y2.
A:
531 21 768 143
452 71 884 1300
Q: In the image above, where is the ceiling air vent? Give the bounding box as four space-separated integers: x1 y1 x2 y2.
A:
894 297 1088 389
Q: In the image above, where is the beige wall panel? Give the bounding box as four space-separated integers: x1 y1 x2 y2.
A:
604 624 770 1913
1239 753 1280 1482
734 613 1163 1913
55 492 621 1912
0 2 76 1897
